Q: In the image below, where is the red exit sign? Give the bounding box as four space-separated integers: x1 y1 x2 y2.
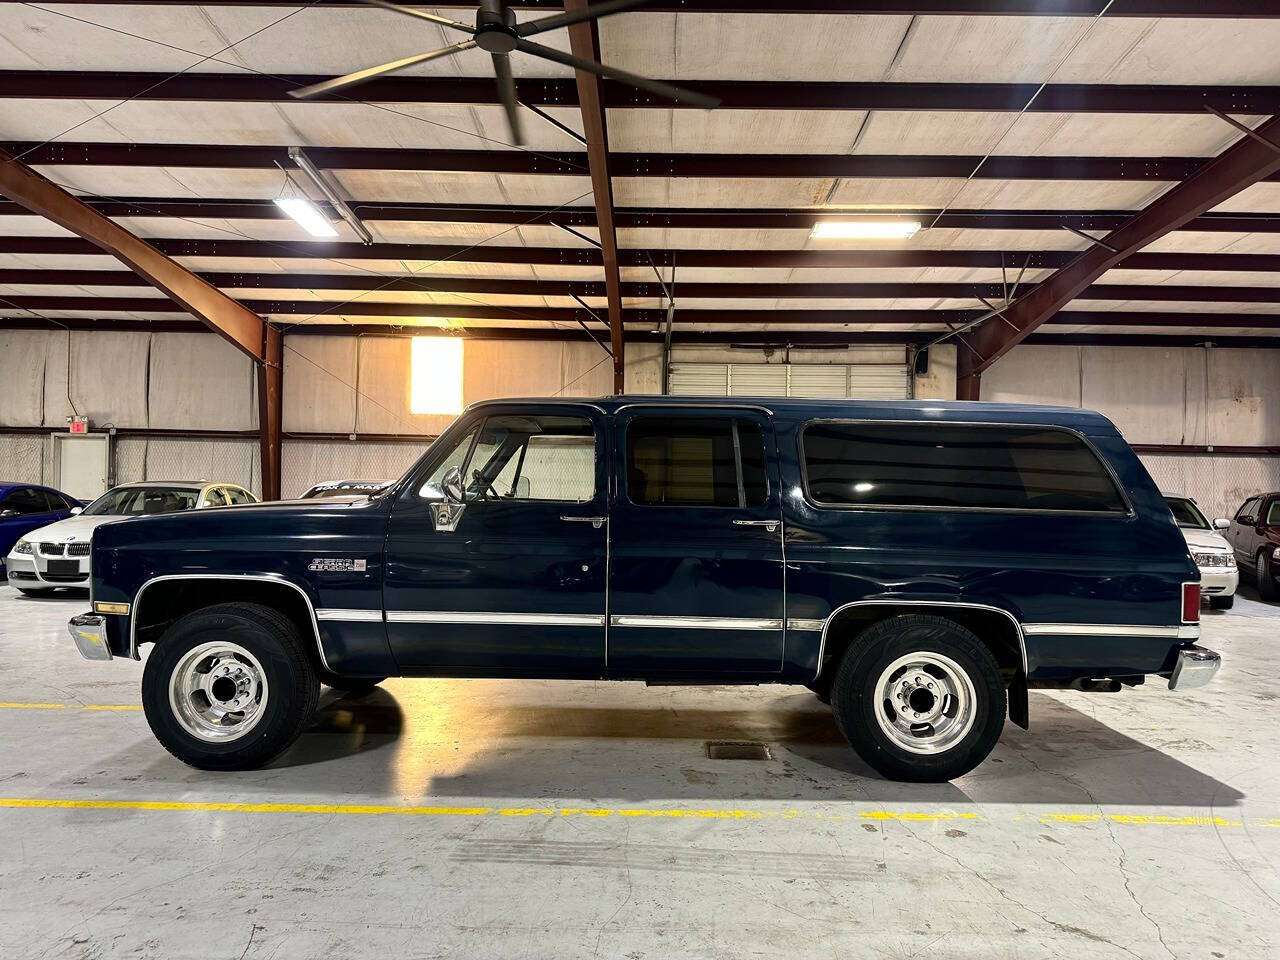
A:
68 417 89 434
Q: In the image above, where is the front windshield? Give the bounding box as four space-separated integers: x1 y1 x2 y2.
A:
83 486 200 516
1164 496 1210 530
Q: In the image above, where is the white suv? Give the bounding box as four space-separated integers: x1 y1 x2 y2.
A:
1164 495 1238 610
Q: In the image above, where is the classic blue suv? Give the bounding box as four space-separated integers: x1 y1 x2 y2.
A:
70 398 1218 782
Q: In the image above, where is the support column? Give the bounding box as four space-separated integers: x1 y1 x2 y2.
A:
257 325 283 500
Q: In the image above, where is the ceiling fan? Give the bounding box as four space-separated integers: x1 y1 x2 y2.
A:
289 0 720 145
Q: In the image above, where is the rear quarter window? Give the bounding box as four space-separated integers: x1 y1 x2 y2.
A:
801 421 1128 513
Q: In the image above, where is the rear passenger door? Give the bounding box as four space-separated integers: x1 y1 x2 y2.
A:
607 407 785 675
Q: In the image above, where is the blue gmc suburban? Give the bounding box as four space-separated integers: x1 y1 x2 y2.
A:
68 397 1220 782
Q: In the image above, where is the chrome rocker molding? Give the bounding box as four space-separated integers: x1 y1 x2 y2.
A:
387 610 606 627
809 600 1029 682
129 574 332 671
610 615 783 631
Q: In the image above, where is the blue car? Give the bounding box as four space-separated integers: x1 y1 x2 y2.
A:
0 482 81 577
69 397 1218 781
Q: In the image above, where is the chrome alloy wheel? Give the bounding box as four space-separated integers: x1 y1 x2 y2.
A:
873 651 977 755
167 641 269 742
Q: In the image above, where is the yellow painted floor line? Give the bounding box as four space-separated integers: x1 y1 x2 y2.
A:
0 702 140 712
0 797 1275 828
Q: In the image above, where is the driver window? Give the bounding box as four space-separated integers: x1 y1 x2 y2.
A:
466 415 596 503
417 425 479 500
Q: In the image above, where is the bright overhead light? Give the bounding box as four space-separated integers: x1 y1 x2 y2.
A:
410 337 464 415
810 219 922 240
273 196 339 238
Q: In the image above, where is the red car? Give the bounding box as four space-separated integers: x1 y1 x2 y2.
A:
1227 492 1280 601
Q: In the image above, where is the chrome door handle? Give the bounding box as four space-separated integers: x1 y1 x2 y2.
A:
733 519 779 532
561 515 606 529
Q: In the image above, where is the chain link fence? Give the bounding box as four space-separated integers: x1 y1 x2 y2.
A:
281 440 431 499
0 434 46 484
1139 454 1280 520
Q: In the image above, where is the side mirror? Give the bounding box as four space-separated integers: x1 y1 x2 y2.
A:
441 465 465 504
70 506 83 516
0 509 17 519
1213 517 1229 530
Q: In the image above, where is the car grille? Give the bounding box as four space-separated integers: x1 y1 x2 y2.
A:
38 542 64 557
67 543 90 557
1193 552 1233 567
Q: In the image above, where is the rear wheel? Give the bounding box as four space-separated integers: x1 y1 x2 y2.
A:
1258 551 1278 602
1209 594 1235 610
830 615 1006 783
142 602 319 770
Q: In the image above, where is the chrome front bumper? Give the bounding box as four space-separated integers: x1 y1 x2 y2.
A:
68 613 112 661
1168 644 1220 691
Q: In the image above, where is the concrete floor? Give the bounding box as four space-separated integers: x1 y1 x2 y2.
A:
0 582 1277 960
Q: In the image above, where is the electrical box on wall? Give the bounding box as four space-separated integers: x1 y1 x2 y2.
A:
67 416 90 435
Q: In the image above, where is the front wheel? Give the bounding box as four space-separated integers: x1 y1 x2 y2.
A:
142 602 320 770
1258 551 1278 602
830 615 1006 783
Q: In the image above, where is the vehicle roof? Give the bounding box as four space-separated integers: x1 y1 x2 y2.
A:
465 396 1121 432
307 479 390 487
106 481 230 490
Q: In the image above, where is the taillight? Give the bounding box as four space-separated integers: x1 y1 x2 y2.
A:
1182 582 1200 623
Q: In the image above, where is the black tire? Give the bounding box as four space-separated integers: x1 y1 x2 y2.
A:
1209 594 1235 610
142 602 320 770
1259 551 1279 602
805 677 833 705
17 587 57 597
830 614 1006 783
320 671 386 696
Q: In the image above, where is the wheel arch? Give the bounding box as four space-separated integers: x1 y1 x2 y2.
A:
812 600 1029 728
129 574 330 672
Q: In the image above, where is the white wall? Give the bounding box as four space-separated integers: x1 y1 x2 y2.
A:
982 345 1280 517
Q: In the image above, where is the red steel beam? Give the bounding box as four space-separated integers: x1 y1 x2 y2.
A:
565 0 624 392
0 147 266 361
956 114 1280 396
8 72 1280 114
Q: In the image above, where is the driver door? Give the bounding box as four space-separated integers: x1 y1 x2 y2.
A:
383 405 609 674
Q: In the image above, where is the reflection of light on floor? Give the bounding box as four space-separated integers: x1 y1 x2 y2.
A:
388 681 485 801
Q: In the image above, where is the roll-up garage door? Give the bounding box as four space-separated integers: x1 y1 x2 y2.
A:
669 363 910 400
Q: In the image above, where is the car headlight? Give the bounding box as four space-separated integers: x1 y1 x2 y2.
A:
1227 553 1236 568
12 538 33 555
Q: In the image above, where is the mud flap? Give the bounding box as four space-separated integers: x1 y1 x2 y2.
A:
1008 671 1029 730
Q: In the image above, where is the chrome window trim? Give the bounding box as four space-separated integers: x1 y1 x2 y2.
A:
812 600 1028 682
1021 622 1200 640
795 418 1135 519
610 614 783 631
129 574 331 669
386 611 606 627
315 608 384 622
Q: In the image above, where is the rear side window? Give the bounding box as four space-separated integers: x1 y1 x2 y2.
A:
0 488 47 515
627 417 767 508
801 421 1127 513
1237 498 1261 521
1267 501 1280 526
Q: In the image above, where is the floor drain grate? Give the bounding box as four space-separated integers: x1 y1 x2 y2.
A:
705 740 772 761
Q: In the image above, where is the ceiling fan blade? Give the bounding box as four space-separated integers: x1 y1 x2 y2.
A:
514 38 721 109
516 0 654 38
492 53 525 146
289 39 477 100
362 0 475 35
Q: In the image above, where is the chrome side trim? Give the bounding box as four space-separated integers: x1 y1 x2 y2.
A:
386 610 606 627
610 615 783 631
315 608 384 623
130 574 331 670
812 600 1028 682
787 618 826 632
1022 623 1198 640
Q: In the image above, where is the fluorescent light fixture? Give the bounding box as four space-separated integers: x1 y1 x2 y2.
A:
410 337 464 415
811 219 922 240
273 196 339 238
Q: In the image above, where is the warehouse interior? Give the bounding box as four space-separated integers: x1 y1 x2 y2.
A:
1 2 1279 958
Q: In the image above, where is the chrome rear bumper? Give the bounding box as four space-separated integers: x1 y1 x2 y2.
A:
68 613 112 661
1168 644 1220 691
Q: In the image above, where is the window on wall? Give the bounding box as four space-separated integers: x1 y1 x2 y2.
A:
801 422 1127 513
626 417 767 508
410 337 463 415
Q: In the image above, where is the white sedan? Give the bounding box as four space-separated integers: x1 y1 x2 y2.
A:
1164 494 1238 610
5 481 256 596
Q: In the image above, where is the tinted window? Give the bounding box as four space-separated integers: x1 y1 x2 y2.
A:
627 417 767 508
0 488 47 515
802 422 1127 513
467 415 596 503
1164 496 1209 530
1267 501 1280 526
1236 498 1261 521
